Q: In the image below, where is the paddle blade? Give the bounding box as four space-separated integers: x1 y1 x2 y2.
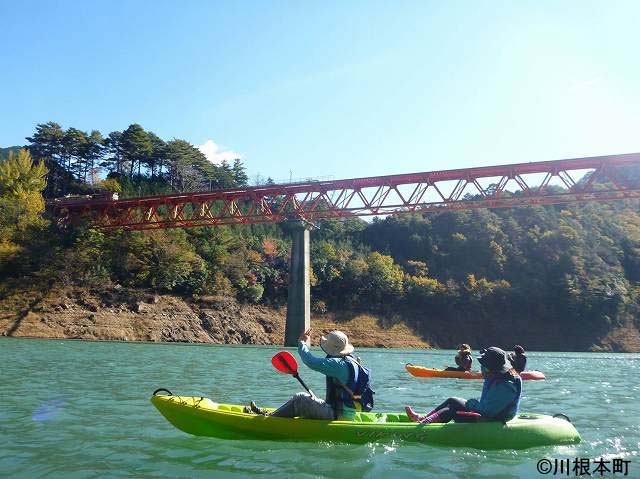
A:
272 351 298 375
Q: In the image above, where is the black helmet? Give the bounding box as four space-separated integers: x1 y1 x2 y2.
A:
478 347 512 373
514 345 525 355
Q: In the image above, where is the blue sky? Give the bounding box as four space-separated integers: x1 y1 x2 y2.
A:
1 0 639 183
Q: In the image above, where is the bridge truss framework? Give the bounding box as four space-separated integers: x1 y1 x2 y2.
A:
50 153 640 230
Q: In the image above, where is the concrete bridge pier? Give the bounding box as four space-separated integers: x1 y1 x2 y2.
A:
284 226 311 346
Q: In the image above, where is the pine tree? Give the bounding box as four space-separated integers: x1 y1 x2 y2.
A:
83 130 105 183
26 122 65 162
146 131 167 178
26 122 65 196
104 131 124 175
121 124 152 179
165 139 207 192
232 158 249 186
63 127 88 179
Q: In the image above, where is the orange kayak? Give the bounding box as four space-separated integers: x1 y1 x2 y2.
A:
405 364 546 380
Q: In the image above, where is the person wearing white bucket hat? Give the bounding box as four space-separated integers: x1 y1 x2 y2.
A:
320 330 354 356
245 328 374 420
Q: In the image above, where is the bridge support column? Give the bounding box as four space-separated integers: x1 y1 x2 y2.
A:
284 226 310 346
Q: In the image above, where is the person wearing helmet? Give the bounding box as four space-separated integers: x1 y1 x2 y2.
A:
245 328 373 420
405 346 522 424
508 345 527 373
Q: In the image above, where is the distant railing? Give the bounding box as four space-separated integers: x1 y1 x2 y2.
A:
254 175 335 186
46 192 119 207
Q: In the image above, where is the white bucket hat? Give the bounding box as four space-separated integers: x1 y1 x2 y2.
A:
320 330 354 356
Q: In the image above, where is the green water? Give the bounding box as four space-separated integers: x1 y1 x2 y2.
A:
1 338 639 478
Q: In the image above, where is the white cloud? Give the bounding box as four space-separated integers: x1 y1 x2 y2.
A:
197 139 241 165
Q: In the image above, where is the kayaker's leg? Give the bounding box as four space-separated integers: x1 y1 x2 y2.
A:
421 408 450 424
405 406 418 421
267 397 297 417
421 397 467 424
405 406 429 422
269 392 334 419
243 401 268 415
405 397 462 422
431 396 466 412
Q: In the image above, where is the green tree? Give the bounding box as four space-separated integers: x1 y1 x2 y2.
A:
65 228 113 286
365 252 404 303
0 149 48 197
95 177 122 193
165 139 207 192
232 158 248 186
404 275 444 305
240 283 264 303
115 230 205 291
121 124 152 179
405 260 429 277
62 127 88 177
0 149 48 265
82 130 105 183
26 122 65 196
26 122 64 163
146 131 167 178
103 131 124 175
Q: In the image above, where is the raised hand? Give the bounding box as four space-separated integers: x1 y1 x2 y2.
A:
299 327 311 345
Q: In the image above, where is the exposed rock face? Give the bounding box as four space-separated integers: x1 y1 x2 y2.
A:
0 286 282 344
0 286 428 348
1 284 638 352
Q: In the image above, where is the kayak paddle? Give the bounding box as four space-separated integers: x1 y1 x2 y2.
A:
271 351 316 398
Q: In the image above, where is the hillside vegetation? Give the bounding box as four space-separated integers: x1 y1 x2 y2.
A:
1 122 639 351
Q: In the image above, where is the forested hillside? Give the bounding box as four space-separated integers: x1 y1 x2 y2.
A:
0 147 21 161
1 122 639 351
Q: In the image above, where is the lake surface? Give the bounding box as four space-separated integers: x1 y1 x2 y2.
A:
1 338 639 478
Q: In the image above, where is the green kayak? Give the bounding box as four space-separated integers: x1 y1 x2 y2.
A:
150 393 581 450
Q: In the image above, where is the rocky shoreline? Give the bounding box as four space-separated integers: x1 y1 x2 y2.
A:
1 284 639 352
0 285 429 348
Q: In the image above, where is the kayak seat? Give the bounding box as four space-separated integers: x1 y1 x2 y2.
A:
454 411 482 423
456 411 482 418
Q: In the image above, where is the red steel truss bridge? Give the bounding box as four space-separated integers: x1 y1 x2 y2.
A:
50 152 640 231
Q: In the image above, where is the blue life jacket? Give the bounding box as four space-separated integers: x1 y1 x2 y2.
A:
326 356 375 417
485 373 522 421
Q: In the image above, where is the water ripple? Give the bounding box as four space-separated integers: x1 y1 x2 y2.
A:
1 338 639 478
